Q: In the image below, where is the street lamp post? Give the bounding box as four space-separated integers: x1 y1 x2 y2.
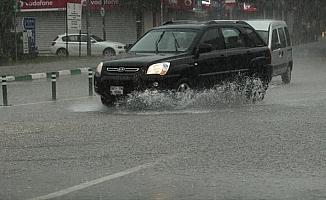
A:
86 0 91 56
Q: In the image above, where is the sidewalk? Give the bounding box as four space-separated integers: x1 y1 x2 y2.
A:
0 56 104 77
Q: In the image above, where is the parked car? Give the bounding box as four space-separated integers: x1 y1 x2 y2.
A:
50 34 126 56
245 20 293 83
94 20 272 106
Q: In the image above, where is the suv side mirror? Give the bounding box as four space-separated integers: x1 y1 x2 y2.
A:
194 43 213 58
272 42 281 51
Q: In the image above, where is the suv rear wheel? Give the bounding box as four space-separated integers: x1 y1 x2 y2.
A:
281 65 292 84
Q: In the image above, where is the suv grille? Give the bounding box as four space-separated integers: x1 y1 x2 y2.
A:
107 67 140 73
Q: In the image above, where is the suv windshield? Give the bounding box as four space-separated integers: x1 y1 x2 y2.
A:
129 29 198 53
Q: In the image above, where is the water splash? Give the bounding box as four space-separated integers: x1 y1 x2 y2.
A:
115 76 267 111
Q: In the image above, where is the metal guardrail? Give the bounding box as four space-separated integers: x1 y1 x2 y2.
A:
1 68 94 106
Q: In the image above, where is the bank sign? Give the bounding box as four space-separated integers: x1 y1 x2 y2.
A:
19 0 120 12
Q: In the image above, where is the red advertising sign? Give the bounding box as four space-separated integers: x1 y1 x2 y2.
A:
19 0 119 12
81 0 119 10
242 2 257 12
164 0 194 10
19 0 68 11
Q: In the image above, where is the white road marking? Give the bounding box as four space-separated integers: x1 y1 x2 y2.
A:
27 155 175 200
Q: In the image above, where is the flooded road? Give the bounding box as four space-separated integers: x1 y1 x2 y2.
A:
1 42 326 200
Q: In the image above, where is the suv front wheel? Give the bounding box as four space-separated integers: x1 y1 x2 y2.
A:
101 96 115 107
176 79 192 92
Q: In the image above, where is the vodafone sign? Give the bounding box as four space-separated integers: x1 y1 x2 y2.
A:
19 0 119 12
19 0 68 11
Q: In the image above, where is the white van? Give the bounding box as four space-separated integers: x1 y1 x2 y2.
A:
245 20 293 83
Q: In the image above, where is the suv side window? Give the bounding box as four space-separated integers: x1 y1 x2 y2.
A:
284 27 292 46
221 27 245 49
200 28 225 50
271 29 280 50
243 27 265 47
278 28 287 48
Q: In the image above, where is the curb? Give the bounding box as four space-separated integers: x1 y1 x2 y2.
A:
1 67 96 82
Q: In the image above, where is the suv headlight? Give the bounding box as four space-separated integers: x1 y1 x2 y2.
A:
146 62 170 76
96 62 103 74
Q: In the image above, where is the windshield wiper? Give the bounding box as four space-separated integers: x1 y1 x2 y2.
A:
171 32 180 53
155 31 165 54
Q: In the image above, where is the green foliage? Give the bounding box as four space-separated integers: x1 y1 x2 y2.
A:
0 0 16 59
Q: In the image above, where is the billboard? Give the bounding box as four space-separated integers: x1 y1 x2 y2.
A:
19 0 119 12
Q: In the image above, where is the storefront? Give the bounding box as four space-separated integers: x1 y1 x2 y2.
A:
16 0 137 53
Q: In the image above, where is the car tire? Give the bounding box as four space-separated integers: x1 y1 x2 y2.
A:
281 65 292 84
176 80 191 92
103 48 116 57
100 96 115 107
56 48 68 56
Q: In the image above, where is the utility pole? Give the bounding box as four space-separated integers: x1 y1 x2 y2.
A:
160 0 163 25
86 0 91 56
101 0 106 40
136 0 142 39
14 2 18 61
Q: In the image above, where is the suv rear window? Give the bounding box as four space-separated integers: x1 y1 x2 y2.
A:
256 30 268 44
243 27 266 47
221 28 245 49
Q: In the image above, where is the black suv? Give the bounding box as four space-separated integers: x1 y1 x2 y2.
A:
94 20 272 105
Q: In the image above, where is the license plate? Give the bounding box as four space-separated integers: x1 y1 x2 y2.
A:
110 86 124 95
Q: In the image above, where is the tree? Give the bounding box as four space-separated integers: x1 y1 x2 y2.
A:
122 0 161 38
0 0 17 61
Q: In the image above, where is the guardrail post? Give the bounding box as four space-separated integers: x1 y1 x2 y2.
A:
1 76 8 106
88 68 93 96
51 72 57 100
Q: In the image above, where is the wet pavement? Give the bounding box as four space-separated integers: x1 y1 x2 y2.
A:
0 43 326 200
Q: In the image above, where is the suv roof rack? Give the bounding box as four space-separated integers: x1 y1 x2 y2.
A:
163 20 250 26
163 20 200 25
207 20 249 25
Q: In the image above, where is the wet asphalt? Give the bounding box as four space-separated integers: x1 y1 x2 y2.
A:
0 45 326 200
